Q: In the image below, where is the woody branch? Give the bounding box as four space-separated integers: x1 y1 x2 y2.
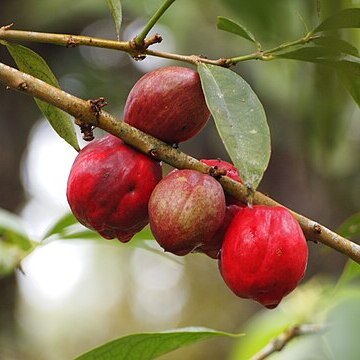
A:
0 61 359 263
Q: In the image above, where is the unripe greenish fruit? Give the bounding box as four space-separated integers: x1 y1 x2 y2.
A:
67 135 162 242
148 169 226 256
124 66 211 143
219 206 308 309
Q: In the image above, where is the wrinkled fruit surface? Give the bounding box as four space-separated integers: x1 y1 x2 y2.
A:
219 205 308 309
197 159 245 258
124 66 211 143
67 135 162 242
148 169 226 256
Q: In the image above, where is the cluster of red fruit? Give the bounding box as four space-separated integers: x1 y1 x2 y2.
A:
67 66 308 309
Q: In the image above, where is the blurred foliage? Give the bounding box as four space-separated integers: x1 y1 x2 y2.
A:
0 0 360 359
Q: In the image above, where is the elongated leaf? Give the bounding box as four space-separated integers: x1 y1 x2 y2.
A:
337 213 360 287
44 218 155 242
276 47 360 107
338 260 360 287
275 46 346 62
6 43 79 151
75 327 242 360
0 208 31 250
46 225 183 265
106 0 122 39
336 61 360 107
217 16 257 44
338 212 360 239
43 212 78 240
313 36 359 57
313 8 360 33
198 64 270 190
0 208 36 276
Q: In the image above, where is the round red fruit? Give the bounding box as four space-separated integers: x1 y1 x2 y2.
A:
67 135 162 242
197 159 245 259
148 169 226 255
124 66 211 143
200 158 244 207
219 205 308 309
200 158 242 183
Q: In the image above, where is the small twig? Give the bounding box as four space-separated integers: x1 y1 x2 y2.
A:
0 23 14 31
251 324 326 360
144 33 163 48
0 62 360 264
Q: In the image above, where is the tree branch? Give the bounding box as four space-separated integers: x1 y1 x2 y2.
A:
0 61 360 264
0 26 319 66
251 324 326 360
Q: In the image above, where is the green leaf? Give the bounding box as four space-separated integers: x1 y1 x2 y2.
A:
337 260 360 287
324 294 360 360
75 327 242 360
198 64 271 190
337 213 360 287
275 46 349 63
44 219 155 243
313 36 359 57
0 208 31 250
42 212 78 240
217 16 257 44
106 0 122 39
275 46 360 107
6 43 80 151
338 212 360 239
336 61 360 107
313 8 360 33
0 208 36 276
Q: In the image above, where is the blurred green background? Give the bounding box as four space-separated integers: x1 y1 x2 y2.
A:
0 0 360 359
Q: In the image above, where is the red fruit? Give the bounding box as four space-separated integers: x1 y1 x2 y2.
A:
124 66 211 143
148 169 226 256
219 206 308 309
200 158 244 206
200 159 242 183
67 135 162 242
197 159 245 259
198 204 243 259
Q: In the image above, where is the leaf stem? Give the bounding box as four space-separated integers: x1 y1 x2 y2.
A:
229 33 320 64
133 0 177 48
1 61 360 264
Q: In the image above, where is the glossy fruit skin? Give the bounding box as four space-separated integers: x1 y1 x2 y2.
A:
148 169 226 256
220 206 308 309
197 159 245 259
67 135 162 242
198 204 243 259
200 158 244 206
124 66 211 143
201 159 242 184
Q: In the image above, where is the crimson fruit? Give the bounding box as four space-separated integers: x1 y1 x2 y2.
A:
67 134 162 242
219 205 308 309
201 159 242 184
148 169 226 255
197 159 245 258
124 66 211 143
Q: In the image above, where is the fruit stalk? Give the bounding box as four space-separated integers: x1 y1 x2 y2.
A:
0 60 359 264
